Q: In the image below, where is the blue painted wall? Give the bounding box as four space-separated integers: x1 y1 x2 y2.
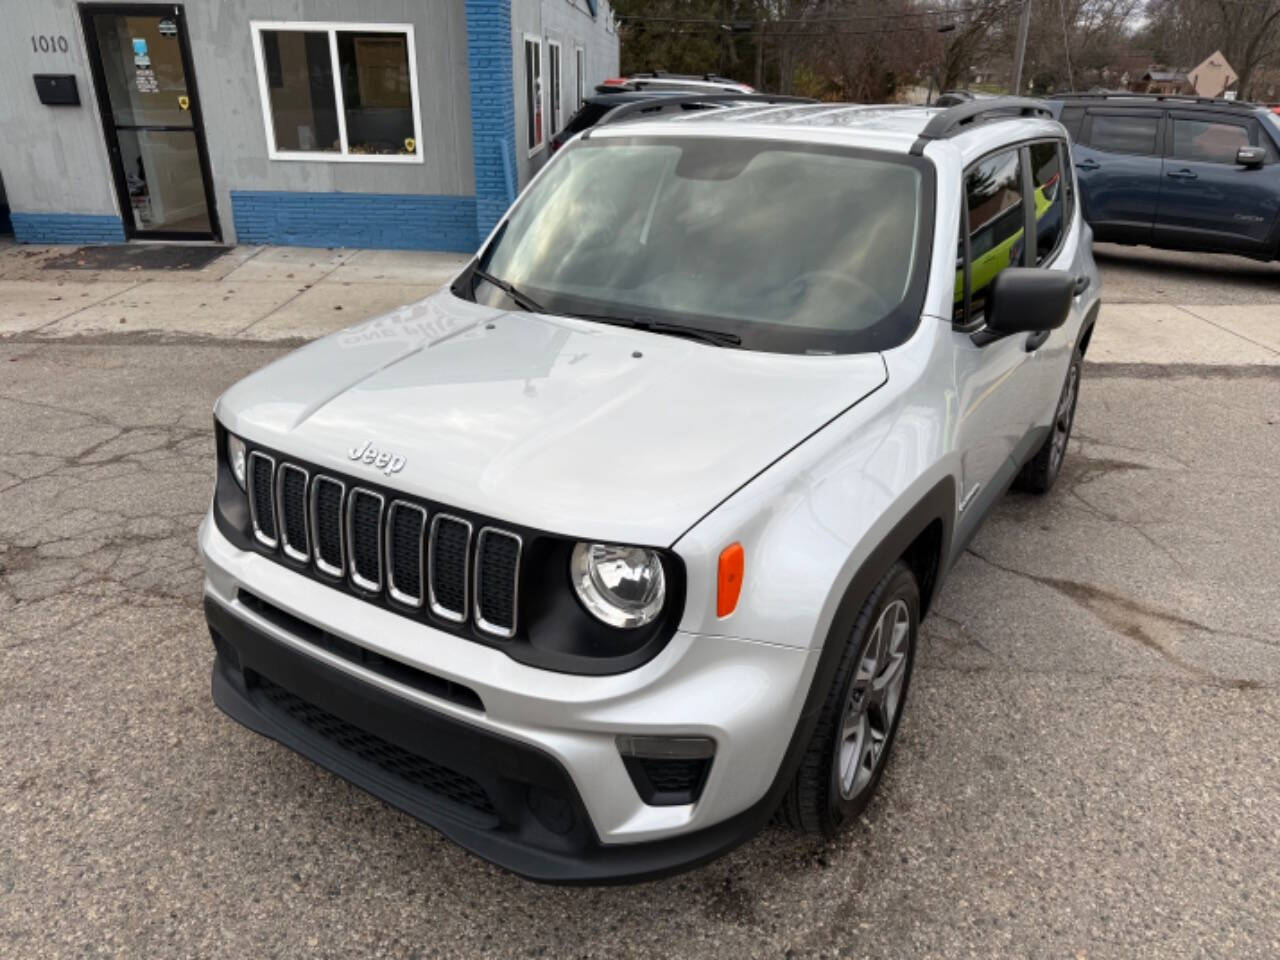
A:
465 0 519 241
231 192 478 251
11 213 126 245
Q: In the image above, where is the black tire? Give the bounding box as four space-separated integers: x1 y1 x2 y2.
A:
778 561 920 836
1014 351 1082 495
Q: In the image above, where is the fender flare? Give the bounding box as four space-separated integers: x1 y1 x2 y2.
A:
1077 299 1101 357
760 474 956 805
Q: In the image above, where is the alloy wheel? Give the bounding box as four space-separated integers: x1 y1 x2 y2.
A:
1049 362 1080 476
838 598 911 799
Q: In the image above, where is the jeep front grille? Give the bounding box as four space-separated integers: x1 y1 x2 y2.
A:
244 448 523 640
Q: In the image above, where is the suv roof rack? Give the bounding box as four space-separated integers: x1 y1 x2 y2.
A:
594 94 818 128
629 71 739 82
1050 91 1256 110
909 96 1053 155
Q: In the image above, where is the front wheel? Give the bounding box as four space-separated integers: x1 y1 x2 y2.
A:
778 562 919 836
1014 352 1082 494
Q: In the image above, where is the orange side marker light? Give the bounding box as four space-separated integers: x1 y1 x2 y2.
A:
717 543 745 618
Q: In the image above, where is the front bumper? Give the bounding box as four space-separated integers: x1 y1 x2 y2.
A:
199 514 818 883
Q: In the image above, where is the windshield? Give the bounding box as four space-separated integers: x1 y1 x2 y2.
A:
469 136 933 354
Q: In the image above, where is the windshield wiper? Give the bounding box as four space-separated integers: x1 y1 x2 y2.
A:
572 313 742 348
471 265 546 314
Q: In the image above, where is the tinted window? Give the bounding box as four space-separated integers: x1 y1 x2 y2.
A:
1058 106 1085 141
1029 142 1065 264
1089 114 1159 155
564 102 609 135
474 138 929 355
1172 118 1250 163
964 149 1024 316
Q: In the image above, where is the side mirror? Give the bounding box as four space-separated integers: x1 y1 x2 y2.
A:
1236 146 1266 168
984 267 1074 336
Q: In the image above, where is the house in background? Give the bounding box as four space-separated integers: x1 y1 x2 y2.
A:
1133 68 1193 95
0 0 619 251
1188 50 1238 99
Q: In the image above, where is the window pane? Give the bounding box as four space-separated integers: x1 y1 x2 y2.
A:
1057 106 1084 141
549 46 561 134
337 32 415 155
261 30 339 153
966 149 1024 314
1029 142 1065 264
1089 114 1158 155
525 41 543 149
1172 118 1249 163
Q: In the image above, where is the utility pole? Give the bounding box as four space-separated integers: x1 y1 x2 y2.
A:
1011 0 1032 95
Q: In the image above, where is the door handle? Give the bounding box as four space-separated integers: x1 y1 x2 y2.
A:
1166 168 1198 180
1075 158 1100 171
1073 274 1091 296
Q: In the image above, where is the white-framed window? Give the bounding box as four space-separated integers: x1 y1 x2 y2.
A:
548 40 563 135
523 35 544 155
250 21 423 163
575 46 585 109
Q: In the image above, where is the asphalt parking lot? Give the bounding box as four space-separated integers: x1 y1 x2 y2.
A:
1 242 1278 958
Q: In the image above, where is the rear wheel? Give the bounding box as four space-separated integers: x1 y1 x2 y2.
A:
1014 351 1082 494
779 562 919 835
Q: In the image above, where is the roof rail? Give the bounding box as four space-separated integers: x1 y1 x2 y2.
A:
595 94 819 127
909 96 1053 155
1050 91 1256 110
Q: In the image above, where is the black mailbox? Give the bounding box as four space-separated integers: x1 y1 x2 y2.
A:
34 74 79 106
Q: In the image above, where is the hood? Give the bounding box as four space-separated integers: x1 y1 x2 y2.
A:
217 291 887 545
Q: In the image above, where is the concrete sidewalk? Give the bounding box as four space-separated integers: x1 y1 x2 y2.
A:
1 239 1278 365
0 241 468 342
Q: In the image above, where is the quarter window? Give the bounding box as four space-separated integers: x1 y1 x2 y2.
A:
1088 114 1159 155
524 37 544 153
1029 142 1066 264
1172 118 1250 164
251 22 421 162
963 148 1024 318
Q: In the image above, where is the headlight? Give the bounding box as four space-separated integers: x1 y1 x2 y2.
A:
227 433 247 490
571 542 666 629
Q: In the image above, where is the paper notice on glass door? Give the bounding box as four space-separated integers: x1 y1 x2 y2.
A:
135 68 158 94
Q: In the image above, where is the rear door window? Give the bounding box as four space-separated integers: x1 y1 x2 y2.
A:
1088 114 1160 155
1029 142 1066 264
1171 117 1250 163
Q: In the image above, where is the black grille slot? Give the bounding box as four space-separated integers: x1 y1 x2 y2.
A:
249 452 276 546
278 465 309 561
238 591 484 712
387 502 426 606
251 673 497 822
475 529 521 636
429 516 471 621
311 476 345 575
348 489 384 591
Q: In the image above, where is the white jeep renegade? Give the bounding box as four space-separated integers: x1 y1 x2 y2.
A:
200 97 1101 884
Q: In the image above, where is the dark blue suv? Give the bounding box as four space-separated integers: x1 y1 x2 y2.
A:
1046 94 1280 260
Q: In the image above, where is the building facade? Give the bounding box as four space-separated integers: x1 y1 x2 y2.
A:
0 0 618 250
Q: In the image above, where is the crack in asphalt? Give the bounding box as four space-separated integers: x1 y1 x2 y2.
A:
963 548 1268 690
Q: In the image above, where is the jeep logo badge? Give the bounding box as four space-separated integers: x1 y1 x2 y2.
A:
348 440 406 476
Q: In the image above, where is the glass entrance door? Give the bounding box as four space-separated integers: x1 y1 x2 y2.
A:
83 6 218 240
